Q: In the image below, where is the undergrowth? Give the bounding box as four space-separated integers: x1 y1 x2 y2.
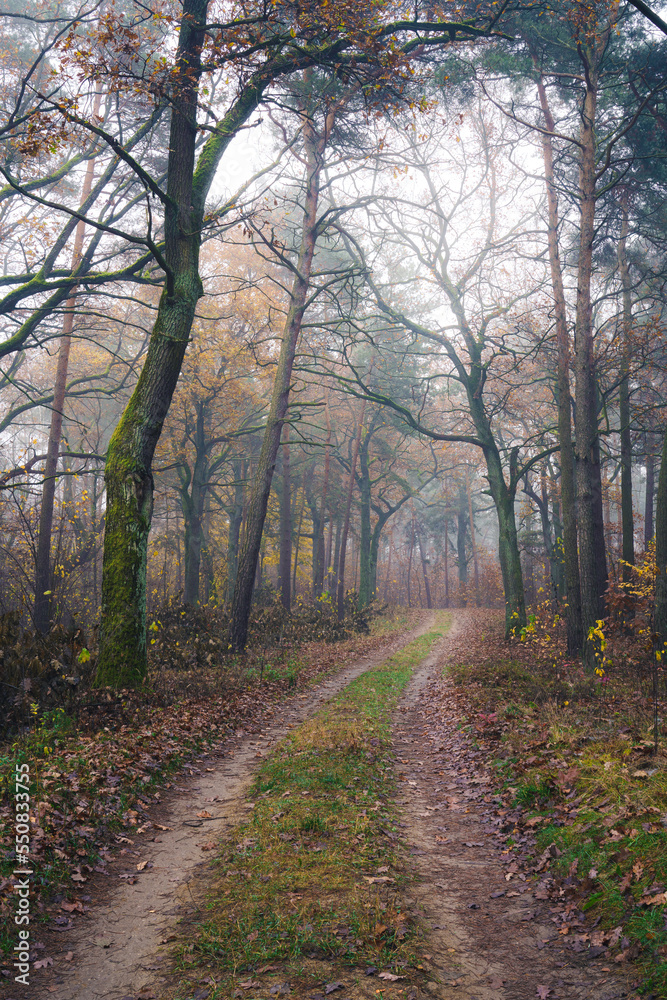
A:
448 615 667 998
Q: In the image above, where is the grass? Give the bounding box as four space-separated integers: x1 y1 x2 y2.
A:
172 614 451 1000
448 642 667 997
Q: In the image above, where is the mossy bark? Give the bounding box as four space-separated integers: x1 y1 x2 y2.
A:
97 0 269 686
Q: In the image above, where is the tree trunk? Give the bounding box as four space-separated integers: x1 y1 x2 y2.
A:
417 530 432 609
229 104 325 651
466 467 480 606
292 476 306 599
278 424 291 610
97 0 271 685
536 72 583 652
314 394 331 597
337 402 365 620
618 196 635 582
646 433 656 548
654 425 667 641
443 513 450 607
573 23 611 659
358 432 372 608
34 121 100 634
226 459 245 605
183 402 208 605
457 486 468 599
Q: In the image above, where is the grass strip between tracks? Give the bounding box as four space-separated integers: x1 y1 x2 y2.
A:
174 614 451 1000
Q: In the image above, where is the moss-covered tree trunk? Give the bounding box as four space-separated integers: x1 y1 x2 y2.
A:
97 0 269 686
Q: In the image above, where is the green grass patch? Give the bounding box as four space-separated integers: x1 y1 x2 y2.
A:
174 614 451 998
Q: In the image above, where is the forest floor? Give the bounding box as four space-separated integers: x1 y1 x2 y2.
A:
5 608 666 1000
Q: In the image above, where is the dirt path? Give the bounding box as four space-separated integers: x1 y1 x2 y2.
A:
392 611 635 1000
32 614 437 1000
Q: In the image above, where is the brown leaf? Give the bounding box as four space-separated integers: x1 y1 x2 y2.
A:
136 859 148 871
378 972 404 981
536 987 551 999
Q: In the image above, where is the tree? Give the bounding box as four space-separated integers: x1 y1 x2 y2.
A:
78 1 493 677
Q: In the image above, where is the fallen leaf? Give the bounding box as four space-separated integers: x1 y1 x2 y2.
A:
238 981 261 990
94 937 113 948
64 951 73 961
324 983 344 994
197 810 213 819
536 987 551 999
378 972 405 981
33 957 53 969
643 892 667 906
136 860 148 871
362 875 394 884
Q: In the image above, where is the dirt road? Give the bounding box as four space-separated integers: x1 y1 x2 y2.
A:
27 611 636 1000
31 615 438 1000
393 611 634 1000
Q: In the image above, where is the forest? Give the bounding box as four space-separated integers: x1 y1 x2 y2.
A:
2 0 667 687
3 1 667 996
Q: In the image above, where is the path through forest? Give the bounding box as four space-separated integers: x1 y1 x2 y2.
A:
30 615 438 1000
29 612 636 1000
392 611 633 1000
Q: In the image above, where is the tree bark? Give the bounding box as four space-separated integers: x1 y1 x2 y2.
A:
417 529 433 609
278 424 291 610
535 72 583 652
97 0 278 684
226 459 245 605
337 401 366 619
34 116 100 634
358 429 373 608
182 402 208 605
617 195 635 582
466 466 480 607
314 394 331 596
572 18 613 660
654 425 667 641
229 102 325 650
292 475 306 599
646 432 656 548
